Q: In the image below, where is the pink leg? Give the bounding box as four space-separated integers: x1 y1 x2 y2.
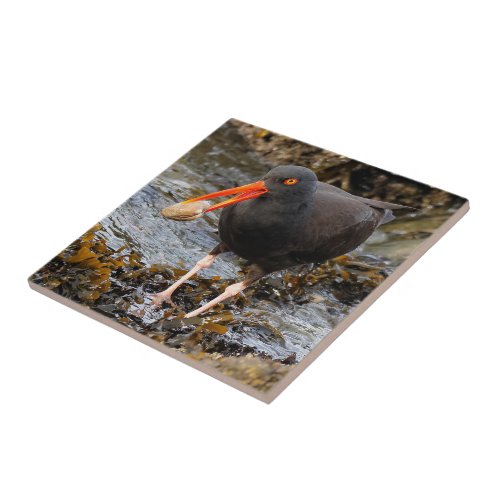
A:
184 281 247 318
151 254 216 306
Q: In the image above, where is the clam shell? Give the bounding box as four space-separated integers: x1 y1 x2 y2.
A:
160 200 211 221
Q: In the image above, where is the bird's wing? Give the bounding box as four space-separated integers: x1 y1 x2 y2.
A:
290 189 382 263
316 182 414 211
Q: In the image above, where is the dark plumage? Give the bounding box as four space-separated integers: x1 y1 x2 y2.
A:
219 165 404 274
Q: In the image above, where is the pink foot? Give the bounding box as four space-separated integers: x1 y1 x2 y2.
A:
150 291 173 307
150 254 217 308
184 281 247 318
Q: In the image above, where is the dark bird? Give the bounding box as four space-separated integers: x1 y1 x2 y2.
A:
153 165 411 317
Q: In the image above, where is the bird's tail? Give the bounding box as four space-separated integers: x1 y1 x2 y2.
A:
379 209 396 225
377 202 418 226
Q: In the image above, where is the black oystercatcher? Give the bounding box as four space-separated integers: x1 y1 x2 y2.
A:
154 165 411 317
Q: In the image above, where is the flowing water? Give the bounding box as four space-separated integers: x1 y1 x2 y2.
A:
85 123 460 365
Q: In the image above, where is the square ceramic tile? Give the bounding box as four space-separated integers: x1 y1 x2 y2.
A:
29 119 468 402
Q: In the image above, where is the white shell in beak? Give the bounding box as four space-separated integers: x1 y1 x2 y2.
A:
160 200 211 221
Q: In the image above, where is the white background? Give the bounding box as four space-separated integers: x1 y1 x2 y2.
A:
1 1 498 499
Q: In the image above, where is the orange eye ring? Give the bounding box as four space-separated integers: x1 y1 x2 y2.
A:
283 178 299 185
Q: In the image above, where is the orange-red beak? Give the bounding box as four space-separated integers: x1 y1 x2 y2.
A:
182 180 269 213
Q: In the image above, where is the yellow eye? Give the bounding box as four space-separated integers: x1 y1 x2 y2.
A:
283 178 299 185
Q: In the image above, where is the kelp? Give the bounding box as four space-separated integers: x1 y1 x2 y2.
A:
233 118 465 210
32 224 142 303
30 222 391 365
